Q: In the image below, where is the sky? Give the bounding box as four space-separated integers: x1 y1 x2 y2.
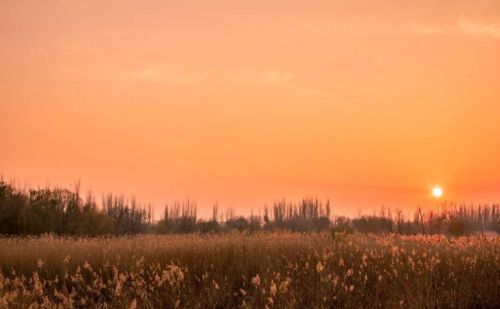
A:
1 0 500 218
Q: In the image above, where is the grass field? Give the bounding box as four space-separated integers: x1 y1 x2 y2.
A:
0 233 498 308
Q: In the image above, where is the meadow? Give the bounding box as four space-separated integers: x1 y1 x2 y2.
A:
0 233 498 308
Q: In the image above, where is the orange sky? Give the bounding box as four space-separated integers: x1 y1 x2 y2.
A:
1 0 500 217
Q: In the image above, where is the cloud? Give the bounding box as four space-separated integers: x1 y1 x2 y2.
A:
409 24 455 36
110 65 305 93
132 67 197 84
410 19 500 39
119 67 298 87
258 70 295 86
458 19 500 38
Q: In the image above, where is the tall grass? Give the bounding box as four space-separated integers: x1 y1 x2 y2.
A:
0 233 498 308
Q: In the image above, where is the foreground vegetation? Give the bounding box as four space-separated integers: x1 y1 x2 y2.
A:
0 233 498 308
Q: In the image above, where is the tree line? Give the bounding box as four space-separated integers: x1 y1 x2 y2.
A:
0 180 498 236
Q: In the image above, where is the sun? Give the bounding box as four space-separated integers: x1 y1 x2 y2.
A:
432 186 443 198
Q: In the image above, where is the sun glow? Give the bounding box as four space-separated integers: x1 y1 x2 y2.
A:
432 186 443 198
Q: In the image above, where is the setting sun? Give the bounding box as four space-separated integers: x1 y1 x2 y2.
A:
432 186 443 198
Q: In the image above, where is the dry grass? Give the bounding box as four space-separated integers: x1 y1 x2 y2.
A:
0 233 498 308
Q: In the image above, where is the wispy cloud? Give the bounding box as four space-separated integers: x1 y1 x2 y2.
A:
129 67 197 84
458 19 500 38
410 19 500 39
409 24 455 36
257 70 295 86
119 67 298 88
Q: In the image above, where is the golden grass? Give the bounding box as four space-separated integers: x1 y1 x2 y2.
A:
0 233 498 308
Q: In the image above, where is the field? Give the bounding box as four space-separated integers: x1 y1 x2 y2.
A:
0 233 498 308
